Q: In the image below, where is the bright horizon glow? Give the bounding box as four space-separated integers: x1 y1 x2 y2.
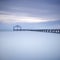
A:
0 14 56 23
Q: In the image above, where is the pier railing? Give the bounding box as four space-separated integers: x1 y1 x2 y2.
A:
13 29 60 33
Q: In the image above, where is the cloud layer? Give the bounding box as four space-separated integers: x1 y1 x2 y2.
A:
0 0 60 23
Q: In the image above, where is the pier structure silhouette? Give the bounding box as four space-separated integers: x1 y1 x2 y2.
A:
13 25 60 33
13 25 22 31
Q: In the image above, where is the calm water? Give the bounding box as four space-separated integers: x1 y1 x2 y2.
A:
0 31 60 60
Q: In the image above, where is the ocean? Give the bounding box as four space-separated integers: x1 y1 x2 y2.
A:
0 31 60 60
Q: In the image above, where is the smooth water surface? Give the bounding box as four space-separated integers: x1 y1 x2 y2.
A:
0 31 60 60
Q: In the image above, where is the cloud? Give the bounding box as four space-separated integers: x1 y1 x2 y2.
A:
0 0 60 23
0 14 49 23
0 11 59 23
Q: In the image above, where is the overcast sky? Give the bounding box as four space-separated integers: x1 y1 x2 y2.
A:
0 0 60 23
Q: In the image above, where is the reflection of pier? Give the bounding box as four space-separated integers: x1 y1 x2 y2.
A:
13 25 60 33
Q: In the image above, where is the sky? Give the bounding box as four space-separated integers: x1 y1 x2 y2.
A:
0 0 60 23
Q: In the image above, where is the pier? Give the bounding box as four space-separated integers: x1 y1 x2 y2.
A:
13 25 60 33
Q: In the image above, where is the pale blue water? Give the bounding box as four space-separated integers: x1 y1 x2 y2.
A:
0 31 60 60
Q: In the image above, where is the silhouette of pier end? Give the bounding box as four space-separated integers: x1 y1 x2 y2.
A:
13 25 60 33
13 25 22 31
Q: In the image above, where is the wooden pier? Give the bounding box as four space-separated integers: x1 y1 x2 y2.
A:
13 25 60 33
